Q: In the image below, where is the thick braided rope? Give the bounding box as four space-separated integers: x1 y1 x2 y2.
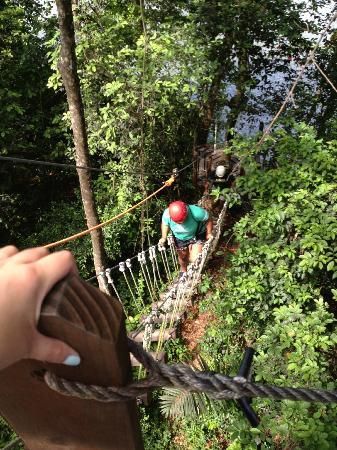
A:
44 338 337 404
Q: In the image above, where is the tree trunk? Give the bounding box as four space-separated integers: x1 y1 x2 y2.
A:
195 68 225 146
55 0 111 295
226 46 250 139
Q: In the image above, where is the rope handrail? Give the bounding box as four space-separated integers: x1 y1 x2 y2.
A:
44 337 337 405
44 176 175 249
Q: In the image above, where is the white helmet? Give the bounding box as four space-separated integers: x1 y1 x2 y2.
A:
215 165 226 178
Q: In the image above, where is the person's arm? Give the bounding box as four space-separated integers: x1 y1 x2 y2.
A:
0 246 81 371
192 205 213 240
159 223 170 246
205 218 213 240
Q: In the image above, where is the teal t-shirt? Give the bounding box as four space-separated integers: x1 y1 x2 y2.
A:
162 204 209 241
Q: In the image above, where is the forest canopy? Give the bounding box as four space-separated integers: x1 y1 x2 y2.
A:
0 0 337 448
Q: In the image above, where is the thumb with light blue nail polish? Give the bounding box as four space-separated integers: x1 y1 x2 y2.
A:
63 355 81 366
29 332 81 366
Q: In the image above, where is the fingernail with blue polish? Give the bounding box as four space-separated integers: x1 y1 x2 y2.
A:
63 355 81 366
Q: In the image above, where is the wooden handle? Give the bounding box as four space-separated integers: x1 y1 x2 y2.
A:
0 275 143 449
38 274 131 385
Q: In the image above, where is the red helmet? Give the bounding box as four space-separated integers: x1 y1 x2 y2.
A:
169 201 188 223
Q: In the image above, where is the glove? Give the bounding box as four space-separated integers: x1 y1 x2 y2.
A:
158 237 167 246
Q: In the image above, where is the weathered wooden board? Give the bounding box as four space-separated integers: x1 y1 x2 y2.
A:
130 328 176 343
0 275 143 450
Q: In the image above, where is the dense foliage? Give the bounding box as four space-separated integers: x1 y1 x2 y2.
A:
2 0 333 270
170 125 337 449
1 0 337 448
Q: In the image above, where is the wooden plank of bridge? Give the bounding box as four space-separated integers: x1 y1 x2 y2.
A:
0 275 143 450
140 312 183 324
130 328 176 343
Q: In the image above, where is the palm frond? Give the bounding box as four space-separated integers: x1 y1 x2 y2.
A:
159 355 229 419
159 387 209 418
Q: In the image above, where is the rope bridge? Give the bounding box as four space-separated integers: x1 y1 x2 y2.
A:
89 201 228 364
39 201 337 407
138 203 227 354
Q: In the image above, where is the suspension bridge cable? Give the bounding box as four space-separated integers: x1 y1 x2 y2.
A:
177 153 206 174
313 59 337 93
44 176 175 249
258 8 337 146
0 155 167 177
223 8 337 182
0 155 115 174
86 245 151 283
0 150 205 178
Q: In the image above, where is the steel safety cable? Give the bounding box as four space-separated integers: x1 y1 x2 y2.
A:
119 262 139 308
149 247 159 292
158 244 171 280
105 269 127 314
313 59 337 93
0 155 173 178
161 246 172 281
138 253 155 302
168 236 179 271
142 252 156 299
224 8 337 182
152 246 164 285
258 8 337 146
126 259 145 308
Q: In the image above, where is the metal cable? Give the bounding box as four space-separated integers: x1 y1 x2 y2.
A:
158 245 171 280
138 253 155 302
152 247 164 285
105 269 126 314
120 263 138 307
0 155 170 177
126 259 145 308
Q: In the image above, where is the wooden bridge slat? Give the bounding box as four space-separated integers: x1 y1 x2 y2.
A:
130 328 176 343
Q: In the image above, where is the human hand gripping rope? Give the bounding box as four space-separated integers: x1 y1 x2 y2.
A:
37 266 337 407
2 244 337 420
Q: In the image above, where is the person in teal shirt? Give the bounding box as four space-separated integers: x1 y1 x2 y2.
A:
159 201 213 275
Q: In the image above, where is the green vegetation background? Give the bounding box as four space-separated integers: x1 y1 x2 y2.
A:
1 0 337 448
